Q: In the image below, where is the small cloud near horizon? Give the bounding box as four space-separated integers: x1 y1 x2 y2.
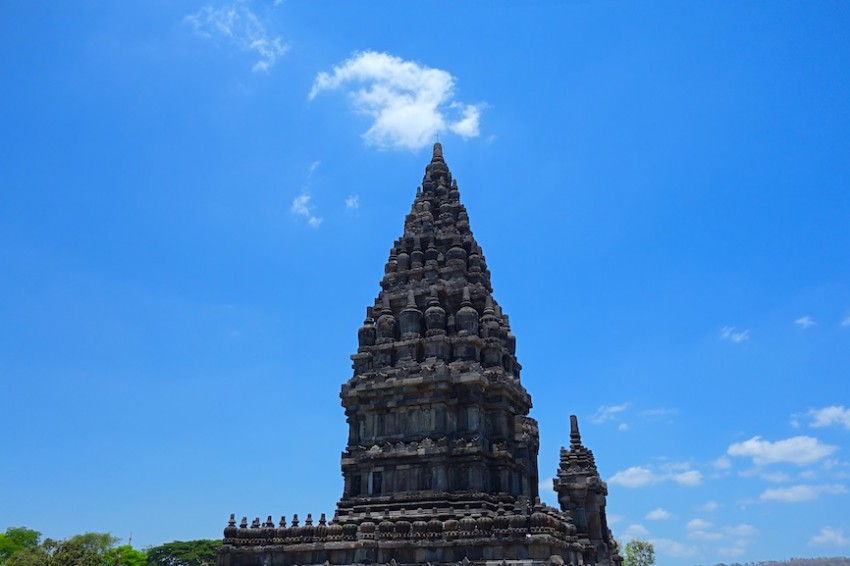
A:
760 483 847 503
795 316 817 329
810 527 850 546
609 464 703 488
727 435 838 466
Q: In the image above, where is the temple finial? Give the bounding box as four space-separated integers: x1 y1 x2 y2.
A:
570 414 582 447
432 142 444 163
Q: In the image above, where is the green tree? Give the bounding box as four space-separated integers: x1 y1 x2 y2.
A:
51 532 119 565
145 540 220 566
4 531 123 566
624 539 655 566
105 545 146 566
0 527 41 563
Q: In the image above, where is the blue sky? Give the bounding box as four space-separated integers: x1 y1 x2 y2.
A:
1 2 849 564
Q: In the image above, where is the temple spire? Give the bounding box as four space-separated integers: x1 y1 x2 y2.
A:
432 142 444 162
570 414 583 448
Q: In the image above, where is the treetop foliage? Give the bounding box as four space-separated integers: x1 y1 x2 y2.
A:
0 528 219 566
624 539 656 566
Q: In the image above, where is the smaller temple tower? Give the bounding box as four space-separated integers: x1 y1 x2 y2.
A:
553 416 620 564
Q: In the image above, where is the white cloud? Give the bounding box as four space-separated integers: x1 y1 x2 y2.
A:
610 466 655 487
447 102 481 138
639 407 679 421
345 195 360 211
719 543 748 558
686 518 713 531
713 456 732 470
309 51 483 150
184 2 289 72
720 326 750 343
622 523 649 540
618 423 629 432
674 470 704 486
609 465 703 488
291 193 322 228
688 530 723 541
842 315 850 327
589 403 630 424
725 524 757 537
698 501 720 512
727 435 838 466
795 315 817 329
651 538 697 558
645 508 672 521
760 483 847 503
291 193 311 216
807 406 850 430
738 467 792 483
810 527 850 546
538 478 554 492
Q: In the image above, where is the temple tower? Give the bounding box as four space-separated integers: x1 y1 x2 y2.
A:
218 145 621 566
337 142 539 521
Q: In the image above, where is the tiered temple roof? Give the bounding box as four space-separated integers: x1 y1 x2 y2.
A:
218 144 621 566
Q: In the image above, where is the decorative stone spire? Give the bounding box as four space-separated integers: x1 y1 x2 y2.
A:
554 415 617 563
339 143 536 517
570 414 582 448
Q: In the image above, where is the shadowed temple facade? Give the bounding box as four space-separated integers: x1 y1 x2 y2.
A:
218 145 621 566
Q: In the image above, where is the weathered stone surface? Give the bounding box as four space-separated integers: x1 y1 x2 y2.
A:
218 145 621 566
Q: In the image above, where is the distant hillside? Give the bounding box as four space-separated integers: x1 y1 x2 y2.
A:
702 558 850 566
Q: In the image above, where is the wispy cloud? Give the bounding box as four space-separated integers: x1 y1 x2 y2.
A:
738 467 792 483
639 407 679 421
760 483 847 503
795 315 817 329
184 2 288 72
720 326 750 343
684 520 756 556
291 193 322 228
646 508 672 520
589 403 630 424
345 194 360 211
810 527 850 546
290 161 322 228
622 523 650 540
609 464 703 488
687 518 713 531
727 435 838 466
309 51 483 150
651 538 698 558
698 501 720 512
806 406 850 430
842 315 850 327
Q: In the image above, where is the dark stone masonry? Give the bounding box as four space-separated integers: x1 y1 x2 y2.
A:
218 144 621 566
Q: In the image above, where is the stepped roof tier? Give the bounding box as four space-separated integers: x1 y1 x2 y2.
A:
218 145 621 566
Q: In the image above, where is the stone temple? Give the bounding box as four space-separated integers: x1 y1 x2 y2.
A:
218 144 621 566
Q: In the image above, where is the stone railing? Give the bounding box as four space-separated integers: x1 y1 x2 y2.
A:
223 505 578 548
